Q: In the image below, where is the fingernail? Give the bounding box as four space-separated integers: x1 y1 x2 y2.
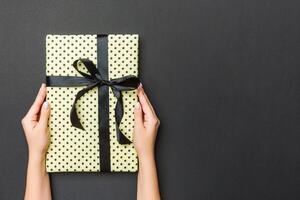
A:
135 102 140 110
43 101 49 109
41 83 46 88
138 83 143 89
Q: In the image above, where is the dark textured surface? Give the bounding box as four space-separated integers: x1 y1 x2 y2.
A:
1 0 300 199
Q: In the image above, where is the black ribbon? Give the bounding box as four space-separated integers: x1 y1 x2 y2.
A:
46 35 140 172
73 58 140 144
47 58 140 145
46 58 140 144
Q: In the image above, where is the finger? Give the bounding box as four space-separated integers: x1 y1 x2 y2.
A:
138 86 159 121
38 101 51 130
137 87 155 119
134 102 144 130
139 86 156 116
26 84 47 117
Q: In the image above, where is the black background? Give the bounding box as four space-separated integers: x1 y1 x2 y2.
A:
1 0 300 199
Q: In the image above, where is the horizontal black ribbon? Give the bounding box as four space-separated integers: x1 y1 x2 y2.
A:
46 58 140 145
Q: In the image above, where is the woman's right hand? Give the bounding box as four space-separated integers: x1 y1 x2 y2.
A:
133 84 160 159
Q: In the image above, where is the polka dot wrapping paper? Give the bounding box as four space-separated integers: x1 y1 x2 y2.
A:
45 34 139 172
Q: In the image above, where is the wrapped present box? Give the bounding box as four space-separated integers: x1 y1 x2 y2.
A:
45 34 140 172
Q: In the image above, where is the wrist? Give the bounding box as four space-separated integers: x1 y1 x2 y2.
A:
28 150 46 164
138 150 155 163
28 155 47 175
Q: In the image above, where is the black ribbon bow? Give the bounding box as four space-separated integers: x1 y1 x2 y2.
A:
70 58 140 144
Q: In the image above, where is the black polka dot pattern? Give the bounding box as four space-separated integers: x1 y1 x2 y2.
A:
45 34 138 172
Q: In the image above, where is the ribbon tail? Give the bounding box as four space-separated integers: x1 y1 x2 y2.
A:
70 83 98 130
113 90 132 144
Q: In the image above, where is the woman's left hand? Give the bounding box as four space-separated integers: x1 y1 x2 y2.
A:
21 83 51 160
22 83 52 200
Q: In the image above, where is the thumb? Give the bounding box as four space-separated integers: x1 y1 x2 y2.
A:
134 102 144 131
38 101 51 129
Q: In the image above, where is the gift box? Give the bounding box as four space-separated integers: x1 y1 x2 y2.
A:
45 34 140 172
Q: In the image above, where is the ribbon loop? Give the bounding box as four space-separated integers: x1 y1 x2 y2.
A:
73 59 100 79
70 58 140 144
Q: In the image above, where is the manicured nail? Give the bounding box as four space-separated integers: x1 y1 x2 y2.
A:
138 83 143 88
43 101 49 109
135 102 140 109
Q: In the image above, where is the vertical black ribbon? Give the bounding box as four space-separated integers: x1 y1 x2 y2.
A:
97 34 110 172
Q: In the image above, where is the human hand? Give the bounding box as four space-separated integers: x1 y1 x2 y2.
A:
21 83 51 161
133 84 160 160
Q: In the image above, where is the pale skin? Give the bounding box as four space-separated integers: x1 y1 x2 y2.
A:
22 83 161 200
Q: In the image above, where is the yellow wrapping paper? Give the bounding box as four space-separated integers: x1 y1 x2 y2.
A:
45 34 138 172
